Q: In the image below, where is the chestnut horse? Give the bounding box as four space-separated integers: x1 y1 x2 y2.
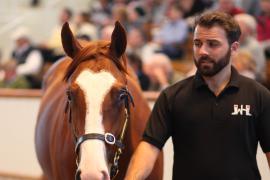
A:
35 22 163 180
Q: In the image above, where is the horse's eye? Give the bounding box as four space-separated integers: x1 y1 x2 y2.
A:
118 87 128 102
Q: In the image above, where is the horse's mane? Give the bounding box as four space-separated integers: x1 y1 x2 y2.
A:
63 40 127 82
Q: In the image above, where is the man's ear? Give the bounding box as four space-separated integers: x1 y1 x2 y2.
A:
231 41 240 52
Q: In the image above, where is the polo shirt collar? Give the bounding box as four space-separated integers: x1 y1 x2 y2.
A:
194 66 240 90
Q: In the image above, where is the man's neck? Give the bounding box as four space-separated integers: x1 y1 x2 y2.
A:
202 65 232 96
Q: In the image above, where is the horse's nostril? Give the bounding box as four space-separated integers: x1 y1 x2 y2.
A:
75 169 81 180
102 170 110 180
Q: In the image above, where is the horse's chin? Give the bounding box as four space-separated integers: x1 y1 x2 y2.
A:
76 169 110 180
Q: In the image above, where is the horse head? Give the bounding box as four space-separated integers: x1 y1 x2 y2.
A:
61 21 132 180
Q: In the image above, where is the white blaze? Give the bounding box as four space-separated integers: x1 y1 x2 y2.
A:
75 69 115 179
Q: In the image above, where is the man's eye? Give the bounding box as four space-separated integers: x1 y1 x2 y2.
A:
194 42 201 47
209 42 219 47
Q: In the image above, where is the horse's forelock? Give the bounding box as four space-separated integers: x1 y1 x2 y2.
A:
63 41 127 82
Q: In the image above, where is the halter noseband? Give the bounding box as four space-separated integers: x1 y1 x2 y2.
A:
65 86 134 179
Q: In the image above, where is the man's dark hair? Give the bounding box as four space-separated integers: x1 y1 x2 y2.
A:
194 11 241 44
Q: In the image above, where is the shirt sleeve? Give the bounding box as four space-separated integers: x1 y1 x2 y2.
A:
258 87 270 153
143 90 172 150
16 50 43 76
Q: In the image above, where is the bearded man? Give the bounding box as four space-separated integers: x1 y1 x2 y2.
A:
125 11 270 180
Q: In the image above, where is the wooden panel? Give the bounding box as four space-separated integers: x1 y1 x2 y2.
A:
171 60 193 74
0 172 41 180
0 89 41 98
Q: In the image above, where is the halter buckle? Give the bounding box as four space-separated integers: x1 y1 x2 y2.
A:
105 133 116 145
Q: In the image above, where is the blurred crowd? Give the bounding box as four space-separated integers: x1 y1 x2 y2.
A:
1 0 270 91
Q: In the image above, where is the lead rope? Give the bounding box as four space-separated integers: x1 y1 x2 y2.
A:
110 106 129 179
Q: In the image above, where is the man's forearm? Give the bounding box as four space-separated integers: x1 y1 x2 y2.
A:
125 141 160 180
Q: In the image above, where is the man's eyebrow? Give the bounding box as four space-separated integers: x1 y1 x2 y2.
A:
206 39 221 42
193 39 221 42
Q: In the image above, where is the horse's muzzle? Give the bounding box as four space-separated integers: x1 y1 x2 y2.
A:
75 169 110 180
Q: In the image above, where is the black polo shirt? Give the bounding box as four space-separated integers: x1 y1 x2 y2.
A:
143 67 270 180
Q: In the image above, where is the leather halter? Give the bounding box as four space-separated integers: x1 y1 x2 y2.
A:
65 86 134 179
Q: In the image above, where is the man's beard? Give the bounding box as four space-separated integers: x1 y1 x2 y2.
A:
194 48 231 77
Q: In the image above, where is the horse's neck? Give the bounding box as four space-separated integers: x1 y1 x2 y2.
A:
42 58 71 91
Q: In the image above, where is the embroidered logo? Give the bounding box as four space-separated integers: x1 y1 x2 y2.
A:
231 104 252 116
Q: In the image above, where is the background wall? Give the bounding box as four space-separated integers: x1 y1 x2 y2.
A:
0 94 269 179
0 96 42 178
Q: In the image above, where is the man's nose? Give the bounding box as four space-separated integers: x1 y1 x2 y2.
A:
198 44 209 56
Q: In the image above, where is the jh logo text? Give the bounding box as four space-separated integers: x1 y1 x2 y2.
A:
231 104 252 116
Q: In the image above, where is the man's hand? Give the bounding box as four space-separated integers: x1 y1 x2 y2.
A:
125 142 160 180
2 60 17 81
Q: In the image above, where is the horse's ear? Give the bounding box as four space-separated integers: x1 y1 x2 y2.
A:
110 21 127 58
61 22 82 59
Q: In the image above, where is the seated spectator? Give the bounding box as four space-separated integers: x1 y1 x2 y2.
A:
111 4 129 30
126 1 147 29
90 0 112 28
39 7 75 63
127 53 150 91
100 25 114 40
0 60 30 88
232 50 257 79
234 13 266 82
257 0 270 58
142 0 170 27
143 53 184 91
144 53 171 90
126 27 146 56
213 0 245 16
75 11 98 41
126 27 163 67
153 4 189 59
178 0 212 28
235 0 261 16
1 27 43 88
179 0 211 18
